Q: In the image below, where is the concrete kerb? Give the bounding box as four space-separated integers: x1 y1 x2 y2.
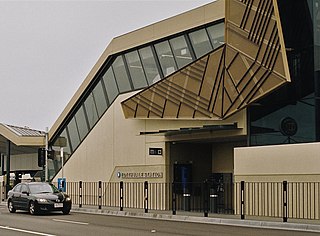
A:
70 206 320 233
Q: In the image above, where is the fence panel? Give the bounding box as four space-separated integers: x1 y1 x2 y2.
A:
288 182 320 220
149 183 171 210
235 181 320 221
236 182 283 218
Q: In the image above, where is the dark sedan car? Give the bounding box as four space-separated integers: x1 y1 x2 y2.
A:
7 182 71 215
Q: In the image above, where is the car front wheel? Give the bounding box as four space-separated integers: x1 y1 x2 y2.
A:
8 200 16 213
62 208 70 215
29 201 38 215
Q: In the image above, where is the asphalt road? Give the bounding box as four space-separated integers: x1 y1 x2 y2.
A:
0 205 319 236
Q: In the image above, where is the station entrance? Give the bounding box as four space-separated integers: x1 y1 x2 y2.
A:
169 140 245 213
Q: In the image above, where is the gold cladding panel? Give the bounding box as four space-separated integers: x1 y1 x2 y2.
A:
200 50 223 100
228 0 245 27
163 100 179 118
179 103 196 117
227 29 259 60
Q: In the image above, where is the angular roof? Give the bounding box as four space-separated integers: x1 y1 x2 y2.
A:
5 124 45 137
0 123 45 147
48 0 225 139
121 0 291 120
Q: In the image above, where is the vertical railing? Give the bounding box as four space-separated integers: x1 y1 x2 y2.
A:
283 181 288 222
144 181 148 213
79 181 83 208
172 182 176 215
203 180 209 217
240 181 245 219
98 181 102 210
120 181 123 211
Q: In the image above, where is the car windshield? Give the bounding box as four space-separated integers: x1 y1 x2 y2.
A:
29 183 59 194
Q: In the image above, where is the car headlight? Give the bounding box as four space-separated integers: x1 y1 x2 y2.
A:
38 198 48 203
65 197 71 202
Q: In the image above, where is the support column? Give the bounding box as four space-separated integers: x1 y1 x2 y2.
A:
0 153 3 175
6 140 11 195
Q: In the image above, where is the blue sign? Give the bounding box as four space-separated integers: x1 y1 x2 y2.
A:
58 178 66 192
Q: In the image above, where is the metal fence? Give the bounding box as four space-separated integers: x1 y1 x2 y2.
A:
1 180 319 222
234 181 320 221
52 181 171 211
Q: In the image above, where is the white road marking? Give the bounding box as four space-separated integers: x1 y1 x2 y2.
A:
0 225 56 236
52 219 89 225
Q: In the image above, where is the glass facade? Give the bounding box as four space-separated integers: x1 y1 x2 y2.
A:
249 0 319 145
49 20 225 179
189 28 213 58
169 36 193 68
125 50 148 89
155 40 178 76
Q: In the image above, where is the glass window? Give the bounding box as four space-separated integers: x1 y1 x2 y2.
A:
14 184 22 192
102 68 119 104
207 23 225 49
21 185 28 193
139 46 161 85
170 36 193 68
112 56 132 93
67 117 80 152
125 51 148 89
84 93 99 129
189 29 213 58
154 41 177 76
92 80 108 117
75 105 89 141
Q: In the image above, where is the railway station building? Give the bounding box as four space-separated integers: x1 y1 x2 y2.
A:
1 0 320 215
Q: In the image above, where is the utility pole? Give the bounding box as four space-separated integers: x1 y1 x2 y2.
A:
45 127 48 182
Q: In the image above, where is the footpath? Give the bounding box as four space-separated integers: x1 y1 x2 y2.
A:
1 201 320 233
71 205 320 233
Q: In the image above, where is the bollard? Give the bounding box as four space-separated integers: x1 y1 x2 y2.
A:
120 181 124 211
98 181 102 210
283 181 288 222
240 181 245 220
203 181 209 217
172 182 176 215
79 181 83 208
144 181 148 213
1 181 5 201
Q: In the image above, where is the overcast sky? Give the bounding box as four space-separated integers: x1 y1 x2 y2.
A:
0 0 213 131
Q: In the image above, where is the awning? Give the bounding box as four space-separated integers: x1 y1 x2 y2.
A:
140 123 241 136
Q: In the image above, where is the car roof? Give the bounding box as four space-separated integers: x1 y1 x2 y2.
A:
27 182 51 185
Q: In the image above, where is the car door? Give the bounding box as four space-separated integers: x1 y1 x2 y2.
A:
20 184 30 210
10 184 22 209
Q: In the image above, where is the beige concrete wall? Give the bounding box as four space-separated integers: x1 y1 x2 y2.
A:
53 89 245 183
233 143 320 220
234 142 320 182
212 141 246 173
53 92 167 183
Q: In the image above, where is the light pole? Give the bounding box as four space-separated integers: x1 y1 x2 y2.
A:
45 127 48 182
61 147 64 178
